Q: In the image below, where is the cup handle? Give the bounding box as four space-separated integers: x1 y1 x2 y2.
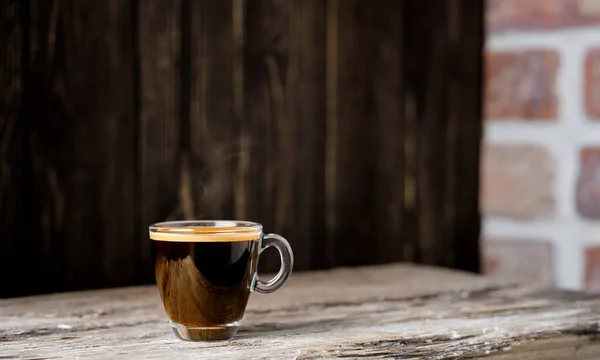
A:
250 233 294 294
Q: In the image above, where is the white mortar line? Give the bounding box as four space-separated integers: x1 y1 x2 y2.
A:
483 27 600 290
485 122 600 143
487 27 600 50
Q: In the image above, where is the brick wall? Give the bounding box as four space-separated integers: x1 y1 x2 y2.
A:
482 0 600 290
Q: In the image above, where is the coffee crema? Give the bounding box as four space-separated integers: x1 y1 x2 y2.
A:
150 222 261 242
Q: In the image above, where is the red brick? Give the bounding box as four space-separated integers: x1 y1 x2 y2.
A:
485 50 559 120
481 145 555 219
483 239 554 286
487 0 600 33
585 246 600 292
585 48 600 119
576 148 600 219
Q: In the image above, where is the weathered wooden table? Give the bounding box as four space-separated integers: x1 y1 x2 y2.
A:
1 264 600 359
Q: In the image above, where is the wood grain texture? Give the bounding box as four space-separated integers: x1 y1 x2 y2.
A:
328 0 409 266
2 0 138 297
403 0 483 270
366 0 405 264
138 0 182 282
451 0 484 273
244 0 327 272
0 0 484 296
328 0 376 266
1 264 600 359
187 0 238 221
0 0 26 296
406 0 448 266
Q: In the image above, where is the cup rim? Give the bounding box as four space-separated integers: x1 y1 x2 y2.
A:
149 220 263 242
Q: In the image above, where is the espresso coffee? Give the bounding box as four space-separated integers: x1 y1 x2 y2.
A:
150 220 293 341
151 224 260 340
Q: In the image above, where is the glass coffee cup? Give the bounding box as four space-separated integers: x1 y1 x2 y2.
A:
149 220 293 341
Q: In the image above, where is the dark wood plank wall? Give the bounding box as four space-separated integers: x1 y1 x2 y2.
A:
0 0 483 297
243 0 328 271
1 0 25 295
330 0 406 266
138 0 182 283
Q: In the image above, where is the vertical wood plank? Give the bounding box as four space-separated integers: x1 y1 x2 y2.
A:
244 0 326 271
188 0 237 221
243 0 273 268
325 0 339 267
288 1 327 270
402 88 419 263
403 0 482 270
328 0 406 266
24 0 137 292
0 0 28 297
370 0 405 263
138 0 181 281
328 0 374 266
452 0 483 272
442 0 461 269
404 1 448 266
232 0 247 223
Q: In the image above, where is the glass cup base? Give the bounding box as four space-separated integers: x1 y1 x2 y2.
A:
169 321 240 341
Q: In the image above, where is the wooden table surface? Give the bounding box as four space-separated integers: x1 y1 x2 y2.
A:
1 264 600 359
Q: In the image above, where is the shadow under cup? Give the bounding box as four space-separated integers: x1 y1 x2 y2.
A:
149 221 293 341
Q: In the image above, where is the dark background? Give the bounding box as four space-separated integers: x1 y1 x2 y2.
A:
0 0 483 298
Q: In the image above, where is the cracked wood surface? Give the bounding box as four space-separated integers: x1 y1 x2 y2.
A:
1 264 600 359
